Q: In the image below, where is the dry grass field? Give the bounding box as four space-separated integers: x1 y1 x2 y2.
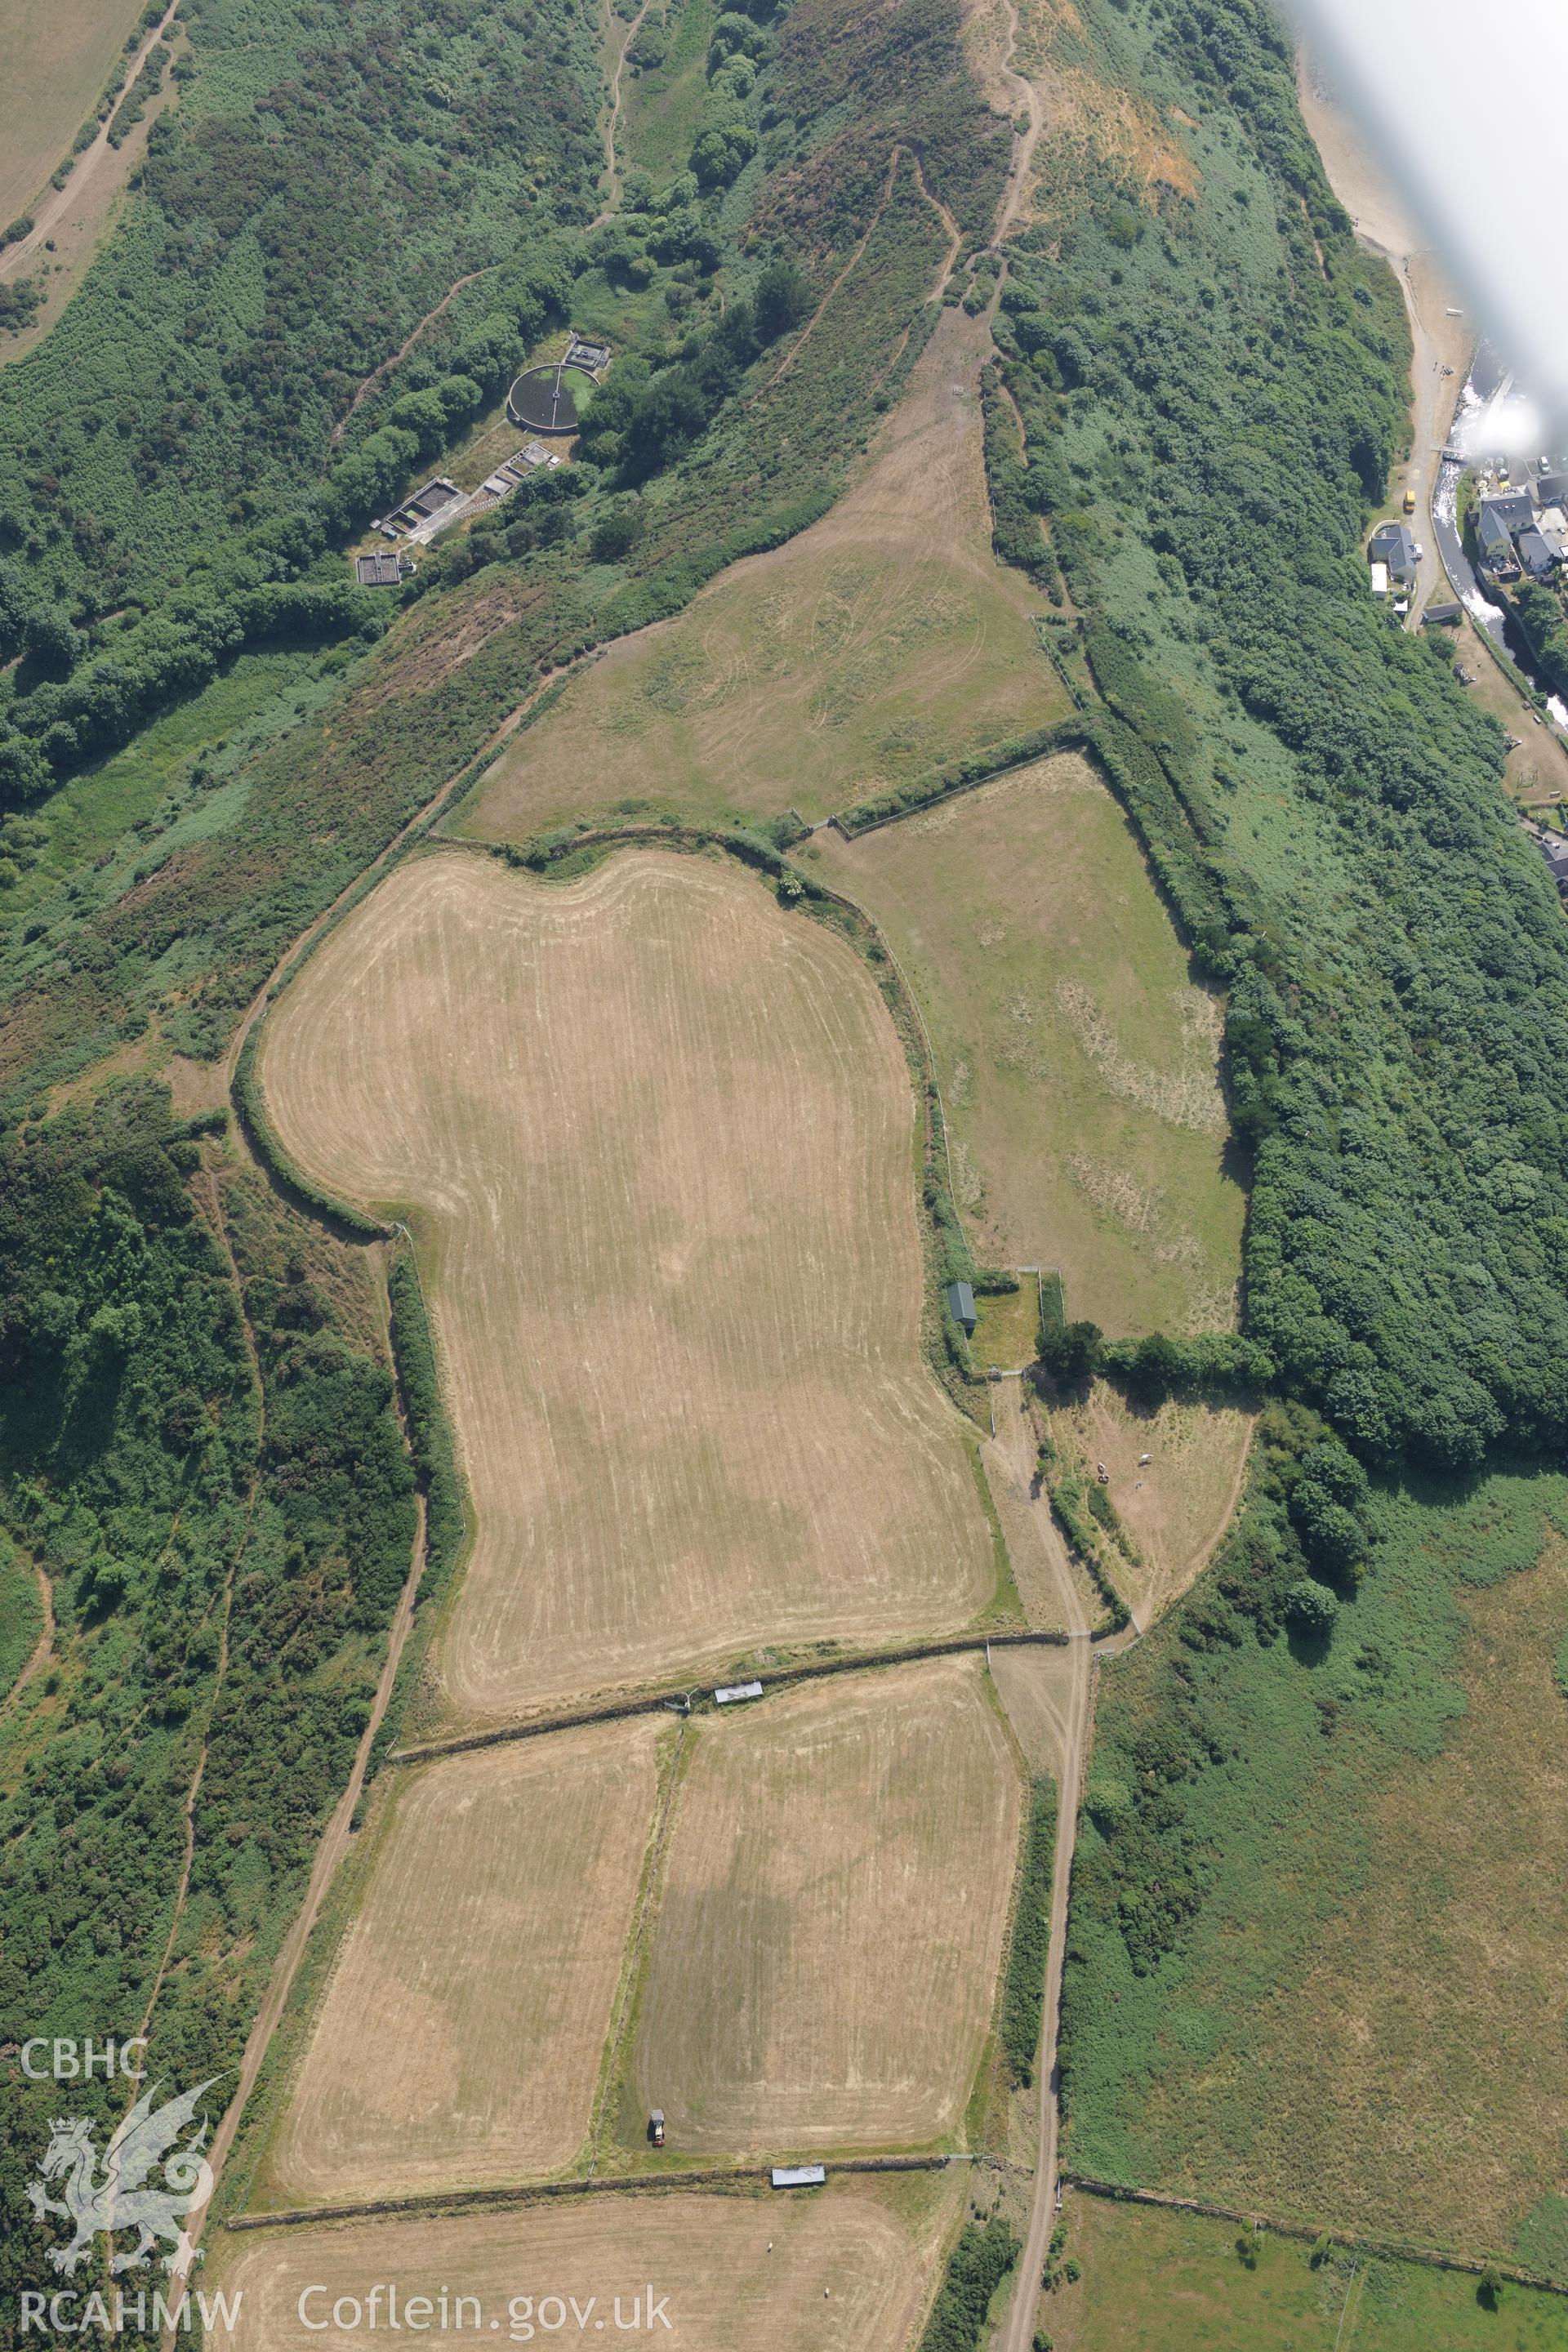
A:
813 755 1245 1338
1151 1543 1568 2256
461 308 1069 843
258 1721 663 2207
215 2176 963 2352
261 851 997 1726
626 1655 1022 2154
1045 1380 1253 1627
0 0 145 227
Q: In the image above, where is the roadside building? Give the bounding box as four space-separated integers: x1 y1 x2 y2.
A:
1477 506 1521 578
1422 601 1463 626
1481 488 1535 536
1535 834 1568 894
1368 519 1418 588
1518 526 1556 579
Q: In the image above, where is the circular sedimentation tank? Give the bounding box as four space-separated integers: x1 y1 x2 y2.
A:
506 363 582 435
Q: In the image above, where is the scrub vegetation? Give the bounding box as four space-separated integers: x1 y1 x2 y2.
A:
992 0 1568 1469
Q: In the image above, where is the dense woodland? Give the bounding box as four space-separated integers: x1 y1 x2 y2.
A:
989 0 1568 1468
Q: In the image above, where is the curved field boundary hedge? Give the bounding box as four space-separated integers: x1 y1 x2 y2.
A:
232 1026 390 1243
831 717 1094 837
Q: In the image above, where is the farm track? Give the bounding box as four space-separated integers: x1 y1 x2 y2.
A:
0 0 180 291
167 1490 432 2292
228 2152 951 2234
387 1625 1087 1766
133 1169 261 2053
7 1560 55 1710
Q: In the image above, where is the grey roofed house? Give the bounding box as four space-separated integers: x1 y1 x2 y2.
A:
946 1280 978 1336
1536 835 1568 893
1537 470 1568 506
1481 488 1535 534
354 551 402 587
1422 601 1463 626
1477 506 1519 570
1518 527 1556 578
1368 520 1418 581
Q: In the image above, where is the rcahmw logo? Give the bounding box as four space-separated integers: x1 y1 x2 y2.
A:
25 2074 219 2280
20 2289 243 2338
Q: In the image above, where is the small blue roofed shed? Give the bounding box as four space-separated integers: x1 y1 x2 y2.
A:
946 1281 978 1336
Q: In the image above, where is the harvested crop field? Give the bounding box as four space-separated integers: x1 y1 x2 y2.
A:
260 851 996 1726
627 1655 1022 2154
0 0 145 229
461 309 1067 842
214 2177 961 2352
813 755 1245 1337
259 1721 663 2207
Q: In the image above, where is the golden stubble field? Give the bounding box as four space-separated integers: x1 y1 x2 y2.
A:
813 755 1245 1338
461 306 1068 841
214 2176 963 2352
0 0 145 226
628 1656 1024 2154
259 1721 663 2207
261 851 997 1726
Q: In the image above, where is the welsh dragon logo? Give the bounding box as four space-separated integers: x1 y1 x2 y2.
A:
28 2077 218 2277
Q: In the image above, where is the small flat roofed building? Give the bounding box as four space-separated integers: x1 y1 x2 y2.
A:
354 552 403 588
1370 560 1390 598
771 2166 826 2189
714 1680 764 1705
1422 601 1463 626
946 1281 978 1336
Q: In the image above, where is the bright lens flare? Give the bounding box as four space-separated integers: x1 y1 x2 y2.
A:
1288 0 1568 443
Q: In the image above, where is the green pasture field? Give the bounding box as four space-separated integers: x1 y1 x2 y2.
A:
814 755 1244 1339
1062 1464 1568 2259
1051 2194 1568 2351
969 1282 1040 1370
